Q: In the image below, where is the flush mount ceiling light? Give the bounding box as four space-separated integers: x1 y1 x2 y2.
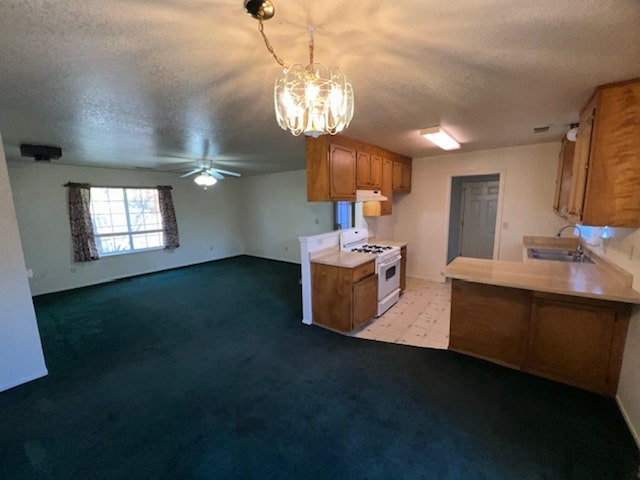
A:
244 0 354 138
193 172 217 189
420 126 461 151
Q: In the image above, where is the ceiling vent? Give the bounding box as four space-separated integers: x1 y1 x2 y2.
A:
20 143 62 162
533 125 550 134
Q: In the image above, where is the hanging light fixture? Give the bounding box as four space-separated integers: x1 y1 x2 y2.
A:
194 172 217 189
244 0 354 138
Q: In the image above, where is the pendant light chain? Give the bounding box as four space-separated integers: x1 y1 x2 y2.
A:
306 28 314 69
257 17 316 71
246 1 354 137
258 17 287 68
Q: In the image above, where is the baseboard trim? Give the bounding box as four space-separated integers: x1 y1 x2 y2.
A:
0 368 48 393
616 395 640 450
33 254 247 297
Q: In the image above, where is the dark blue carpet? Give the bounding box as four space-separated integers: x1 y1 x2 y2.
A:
0 255 638 479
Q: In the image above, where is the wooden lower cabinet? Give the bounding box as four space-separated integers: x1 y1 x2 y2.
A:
449 279 631 396
400 246 407 293
527 293 630 396
353 274 378 329
450 280 531 369
311 260 378 333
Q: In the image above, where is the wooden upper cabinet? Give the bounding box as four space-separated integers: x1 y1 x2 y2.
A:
306 136 356 201
329 144 357 200
392 158 412 192
356 151 371 188
370 155 383 189
306 135 411 210
381 158 393 215
553 138 575 217
356 152 382 189
568 79 640 227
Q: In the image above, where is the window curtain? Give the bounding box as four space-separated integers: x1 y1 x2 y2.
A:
157 186 179 250
66 182 99 262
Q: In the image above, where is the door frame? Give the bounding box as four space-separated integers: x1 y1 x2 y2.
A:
444 169 506 265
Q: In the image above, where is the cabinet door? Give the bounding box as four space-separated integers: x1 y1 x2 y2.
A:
527 298 616 394
400 246 407 292
554 139 574 216
449 280 531 368
392 162 403 191
356 151 372 188
567 106 595 222
329 144 357 200
370 155 383 189
381 158 393 215
311 263 352 332
353 274 378 330
401 162 412 192
582 81 640 227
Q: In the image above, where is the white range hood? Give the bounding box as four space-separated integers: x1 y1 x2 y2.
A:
355 189 387 202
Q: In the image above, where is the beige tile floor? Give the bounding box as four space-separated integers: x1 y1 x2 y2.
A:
353 277 451 349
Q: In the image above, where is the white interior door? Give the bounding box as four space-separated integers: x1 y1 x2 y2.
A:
459 180 499 259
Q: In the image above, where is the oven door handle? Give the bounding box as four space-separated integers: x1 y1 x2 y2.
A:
378 257 401 269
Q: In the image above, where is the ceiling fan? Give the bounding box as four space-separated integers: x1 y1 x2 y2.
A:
167 140 242 188
180 162 241 185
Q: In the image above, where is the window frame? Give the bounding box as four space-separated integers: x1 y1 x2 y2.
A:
89 187 165 257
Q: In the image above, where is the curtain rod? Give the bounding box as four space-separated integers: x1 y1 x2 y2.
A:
64 183 172 190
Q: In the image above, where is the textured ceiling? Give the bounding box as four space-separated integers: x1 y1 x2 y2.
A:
0 0 639 176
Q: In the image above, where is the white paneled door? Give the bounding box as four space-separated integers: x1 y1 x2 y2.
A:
460 180 499 259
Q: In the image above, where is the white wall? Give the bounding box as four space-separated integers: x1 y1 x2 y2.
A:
392 142 567 281
239 169 333 263
583 227 640 446
0 135 48 391
8 162 244 295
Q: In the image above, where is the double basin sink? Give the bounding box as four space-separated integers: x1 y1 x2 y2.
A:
527 248 594 264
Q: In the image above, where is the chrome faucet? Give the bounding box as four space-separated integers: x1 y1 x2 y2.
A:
555 224 583 256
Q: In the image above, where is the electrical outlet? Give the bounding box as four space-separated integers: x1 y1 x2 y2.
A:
315 218 319 225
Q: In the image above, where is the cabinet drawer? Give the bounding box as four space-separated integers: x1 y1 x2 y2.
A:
352 261 375 283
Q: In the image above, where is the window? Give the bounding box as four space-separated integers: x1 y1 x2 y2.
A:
89 187 164 256
334 201 354 230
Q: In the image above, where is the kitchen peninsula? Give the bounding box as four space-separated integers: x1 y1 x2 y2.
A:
443 238 640 396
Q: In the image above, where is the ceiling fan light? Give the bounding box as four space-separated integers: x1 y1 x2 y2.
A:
194 172 217 188
420 126 461 150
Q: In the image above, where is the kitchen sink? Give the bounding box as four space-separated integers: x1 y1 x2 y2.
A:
527 248 594 263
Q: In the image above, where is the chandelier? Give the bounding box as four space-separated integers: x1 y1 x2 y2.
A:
244 0 354 137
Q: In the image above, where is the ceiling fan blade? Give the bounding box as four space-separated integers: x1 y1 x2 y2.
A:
207 170 224 180
211 168 241 177
181 168 203 178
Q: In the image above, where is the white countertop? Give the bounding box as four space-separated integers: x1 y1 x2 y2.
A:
310 238 408 268
443 238 640 305
310 249 374 268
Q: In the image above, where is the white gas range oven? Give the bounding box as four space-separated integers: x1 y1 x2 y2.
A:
340 229 402 317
